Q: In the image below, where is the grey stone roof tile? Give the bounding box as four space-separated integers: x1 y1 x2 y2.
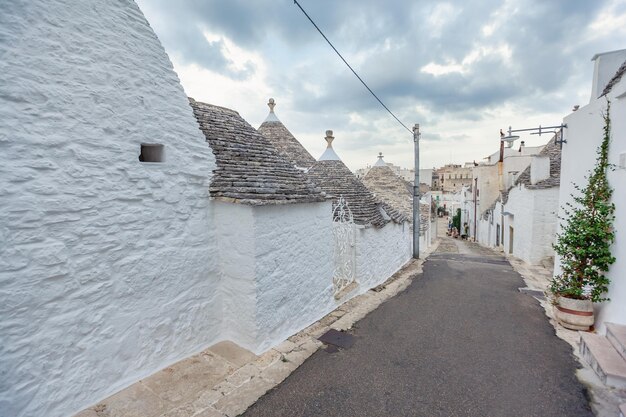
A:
362 165 413 222
307 159 389 228
257 99 316 169
189 98 325 205
258 121 316 169
514 136 562 190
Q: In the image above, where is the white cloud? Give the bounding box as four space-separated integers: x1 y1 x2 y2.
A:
588 0 626 39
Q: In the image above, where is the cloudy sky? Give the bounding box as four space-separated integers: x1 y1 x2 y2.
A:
137 0 626 171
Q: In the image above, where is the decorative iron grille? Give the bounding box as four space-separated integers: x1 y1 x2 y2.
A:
332 197 356 296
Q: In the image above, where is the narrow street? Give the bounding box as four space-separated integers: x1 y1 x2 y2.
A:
243 236 593 417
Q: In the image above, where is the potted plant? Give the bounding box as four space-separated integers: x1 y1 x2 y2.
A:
550 103 616 331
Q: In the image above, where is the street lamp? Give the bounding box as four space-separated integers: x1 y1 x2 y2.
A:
502 124 568 149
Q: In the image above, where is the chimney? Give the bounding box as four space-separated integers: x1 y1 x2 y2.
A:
590 49 626 101
530 155 550 185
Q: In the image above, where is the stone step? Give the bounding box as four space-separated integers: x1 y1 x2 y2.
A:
620 403 626 417
580 332 626 389
606 322 626 362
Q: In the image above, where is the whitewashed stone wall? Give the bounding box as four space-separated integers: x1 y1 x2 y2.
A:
557 73 626 332
214 201 334 354
356 222 412 290
0 1 220 416
477 217 492 247
253 203 334 353
214 203 258 350
504 186 560 264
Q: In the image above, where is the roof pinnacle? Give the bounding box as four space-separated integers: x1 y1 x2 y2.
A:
374 151 386 167
325 130 334 148
263 97 280 123
318 130 340 161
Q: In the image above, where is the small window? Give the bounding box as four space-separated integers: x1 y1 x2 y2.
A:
139 143 164 163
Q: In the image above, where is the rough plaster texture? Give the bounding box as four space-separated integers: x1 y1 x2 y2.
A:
214 201 334 355
530 156 551 185
504 186 560 265
356 222 412 290
557 71 626 333
215 203 258 350
478 202 504 250
0 1 220 416
253 203 334 353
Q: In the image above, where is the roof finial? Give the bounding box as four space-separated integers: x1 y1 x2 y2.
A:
374 151 386 166
263 98 280 122
325 130 334 148
318 130 340 161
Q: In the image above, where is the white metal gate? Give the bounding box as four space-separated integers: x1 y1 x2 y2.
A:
332 197 356 296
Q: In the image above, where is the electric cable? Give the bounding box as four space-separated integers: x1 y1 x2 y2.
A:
293 0 413 134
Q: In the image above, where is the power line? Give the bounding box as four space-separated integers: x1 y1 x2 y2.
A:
293 0 413 135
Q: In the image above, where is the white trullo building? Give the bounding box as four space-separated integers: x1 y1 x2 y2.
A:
361 153 434 249
257 98 317 170
0 2 418 415
188 98 336 354
1 1 223 415
256 100 413 294
306 132 412 295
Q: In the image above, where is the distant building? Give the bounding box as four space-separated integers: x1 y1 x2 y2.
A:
355 162 432 187
435 164 473 193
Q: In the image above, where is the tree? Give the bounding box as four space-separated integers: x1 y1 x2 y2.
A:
550 102 616 302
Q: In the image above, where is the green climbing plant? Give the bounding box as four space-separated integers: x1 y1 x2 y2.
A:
550 101 616 303
452 208 461 231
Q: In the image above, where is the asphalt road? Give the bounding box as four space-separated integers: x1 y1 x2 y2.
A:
243 238 593 417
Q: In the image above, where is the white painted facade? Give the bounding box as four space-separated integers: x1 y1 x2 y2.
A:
556 50 626 332
476 200 505 250
0 1 220 416
504 185 560 264
215 201 335 354
356 222 412 290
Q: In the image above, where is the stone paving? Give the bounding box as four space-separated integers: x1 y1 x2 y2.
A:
74 243 439 417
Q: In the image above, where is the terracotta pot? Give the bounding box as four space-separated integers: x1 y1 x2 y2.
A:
555 296 594 331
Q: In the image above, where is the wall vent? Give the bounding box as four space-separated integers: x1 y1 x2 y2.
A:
139 144 164 163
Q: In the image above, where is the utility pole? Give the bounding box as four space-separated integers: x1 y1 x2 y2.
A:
473 177 478 242
413 124 420 259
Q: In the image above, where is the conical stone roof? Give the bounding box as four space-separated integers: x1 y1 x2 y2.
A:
189 98 325 205
257 98 316 169
362 153 413 220
307 131 396 228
